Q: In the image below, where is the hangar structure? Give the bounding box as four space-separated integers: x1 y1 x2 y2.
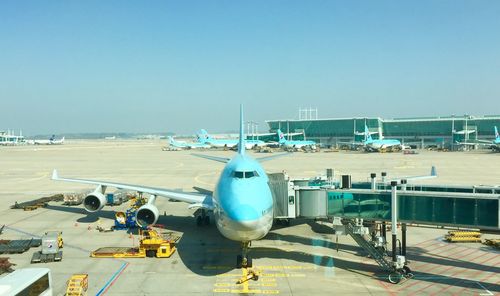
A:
266 115 500 149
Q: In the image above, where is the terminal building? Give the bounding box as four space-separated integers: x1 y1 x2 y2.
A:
266 115 500 149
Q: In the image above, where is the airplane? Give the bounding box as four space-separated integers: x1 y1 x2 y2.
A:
29 135 65 145
455 126 500 152
167 136 211 150
361 125 401 152
197 129 268 149
493 126 500 152
276 129 316 150
52 106 286 268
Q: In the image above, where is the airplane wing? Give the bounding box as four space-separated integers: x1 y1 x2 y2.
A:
51 170 214 210
191 153 231 163
386 166 437 184
255 153 291 163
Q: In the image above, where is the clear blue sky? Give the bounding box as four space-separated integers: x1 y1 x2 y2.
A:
1 1 499 135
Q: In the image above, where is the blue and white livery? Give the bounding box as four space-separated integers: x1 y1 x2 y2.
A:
52 105 284 267
276 129 316 150
167 136 211 149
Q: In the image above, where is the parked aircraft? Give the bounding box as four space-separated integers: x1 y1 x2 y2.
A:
197 129 267 149
29 135 65 145
493 126 500 152
52 106 286 268
276 129 316 150
361 125 401 152
479 126 500 152
167 136 210 149
455 126 500 152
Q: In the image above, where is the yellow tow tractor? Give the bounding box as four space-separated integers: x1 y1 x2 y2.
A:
91 229 179 258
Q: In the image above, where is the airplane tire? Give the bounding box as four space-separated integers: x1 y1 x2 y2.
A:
204 215 210 225
388 273 402 284
196 216 203 227
247 258 253 268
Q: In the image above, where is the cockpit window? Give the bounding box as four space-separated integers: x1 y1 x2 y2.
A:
245 171 258 178
233 171 259 179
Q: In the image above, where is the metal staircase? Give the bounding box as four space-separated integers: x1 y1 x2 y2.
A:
343 220 394 272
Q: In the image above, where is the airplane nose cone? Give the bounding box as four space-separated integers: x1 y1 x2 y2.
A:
227 204 260 222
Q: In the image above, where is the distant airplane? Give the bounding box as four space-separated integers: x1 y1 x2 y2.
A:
362 125 401 152
276 129 316 150
30 135 65 145
455 126 500 152
52 106 287 268
197 129 267 149
493 126 500 152
167 136 210 150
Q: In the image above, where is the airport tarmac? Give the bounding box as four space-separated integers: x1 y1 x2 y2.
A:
0 140 499 295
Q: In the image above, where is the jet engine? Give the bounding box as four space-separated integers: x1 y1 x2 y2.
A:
136 204 159 227
83 192 107 212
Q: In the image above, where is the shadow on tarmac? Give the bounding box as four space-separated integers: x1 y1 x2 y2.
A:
43 204 499 292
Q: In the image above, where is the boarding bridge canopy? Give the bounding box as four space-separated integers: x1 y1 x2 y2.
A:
326 189 499 230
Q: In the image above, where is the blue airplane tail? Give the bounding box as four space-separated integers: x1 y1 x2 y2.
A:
238 105 245 155
495 126 499 140
277 129 286 144
364 125 373 142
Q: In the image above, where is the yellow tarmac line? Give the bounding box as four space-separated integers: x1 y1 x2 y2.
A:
242 268 249 293
194 172 216 186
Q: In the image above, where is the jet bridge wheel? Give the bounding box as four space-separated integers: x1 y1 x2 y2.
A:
388 272 403 284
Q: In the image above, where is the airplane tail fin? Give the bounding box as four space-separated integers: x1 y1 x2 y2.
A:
495 126 499 140
167 136 175 145
430 165 437 177
365 125 373 142
238 104 245 155
277 129 286 144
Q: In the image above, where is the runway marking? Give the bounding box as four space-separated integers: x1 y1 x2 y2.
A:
96 262 129 296
213 265 313 294
194 172 216 187
208 265 314 270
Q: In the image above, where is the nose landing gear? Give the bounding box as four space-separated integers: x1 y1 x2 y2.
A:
236 241 252 268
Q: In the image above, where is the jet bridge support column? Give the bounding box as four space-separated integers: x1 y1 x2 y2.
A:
391 181 398 263
402 223 407 257
370 173 376 191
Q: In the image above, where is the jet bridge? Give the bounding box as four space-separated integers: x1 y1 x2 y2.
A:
270 173 499 230
269 173 499 283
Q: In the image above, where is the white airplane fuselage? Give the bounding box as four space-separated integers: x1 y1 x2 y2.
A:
212 153 274 242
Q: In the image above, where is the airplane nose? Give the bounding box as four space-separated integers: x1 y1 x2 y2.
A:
227 203 260 222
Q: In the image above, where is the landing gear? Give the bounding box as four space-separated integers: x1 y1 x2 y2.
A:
195 209 210 227
237 241 252 268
